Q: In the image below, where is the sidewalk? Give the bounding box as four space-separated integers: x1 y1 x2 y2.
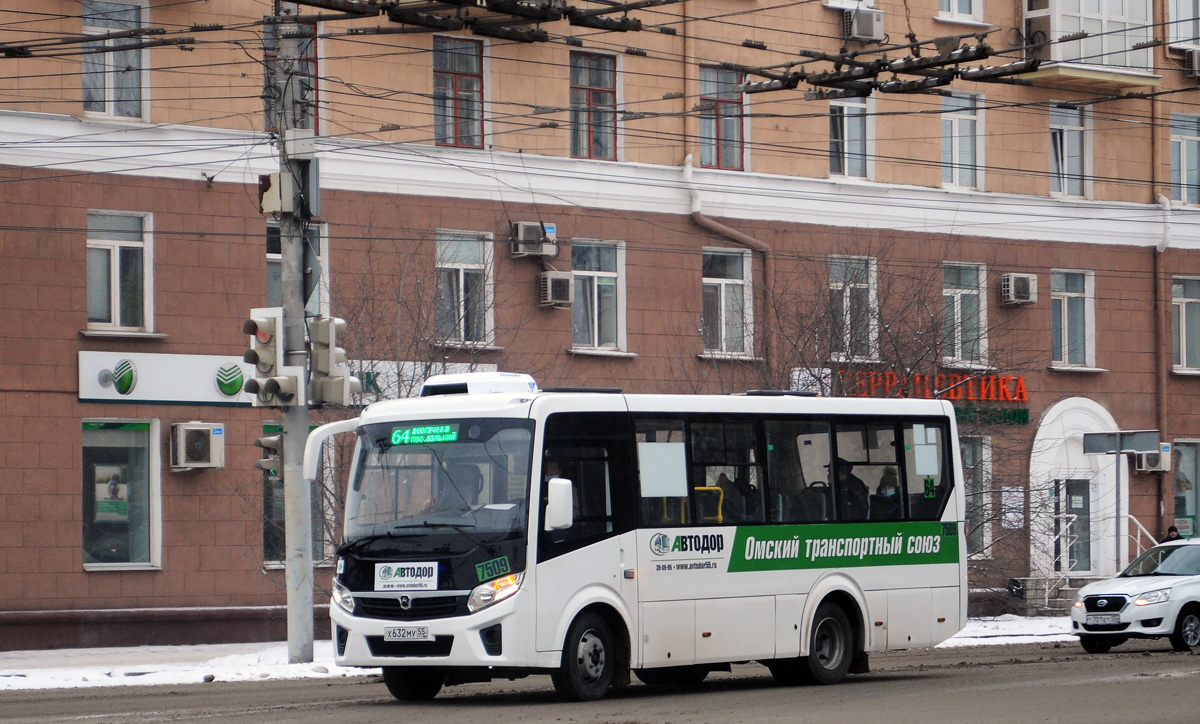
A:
0 615 1075 692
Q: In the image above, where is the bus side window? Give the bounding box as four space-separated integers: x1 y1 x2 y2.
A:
904 422 951 520
765 420 832 523
690 419 764 525
635 417 690 526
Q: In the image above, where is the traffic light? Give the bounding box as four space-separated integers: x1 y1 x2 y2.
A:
254 434 282 481
309 316 362 406
242 307 304 407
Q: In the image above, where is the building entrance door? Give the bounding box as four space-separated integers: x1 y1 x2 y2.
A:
1054 479 1092 573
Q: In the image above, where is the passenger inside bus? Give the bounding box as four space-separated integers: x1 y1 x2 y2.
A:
869 467 902 520
834 458 869 520
427 463 483 513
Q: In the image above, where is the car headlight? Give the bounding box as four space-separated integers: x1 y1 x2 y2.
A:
332 578 356 614
1134 588 1171 606
468 572 524 613
1073 594 1083 608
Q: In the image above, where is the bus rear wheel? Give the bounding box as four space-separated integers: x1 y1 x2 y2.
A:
382 666 444 701
802 602 853 685
551 612 616 701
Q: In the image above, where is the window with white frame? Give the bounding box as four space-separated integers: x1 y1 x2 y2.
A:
82 420 159 567
829 96 868 178
82 0 145 119
699 66 744 170
435 231 493 345
87 212 150 331
572 241 624 349
1171 115 1200 205
941 93 980 189
943 263 986 364
701 249 752 354
570 52 617 160
263 425 331 563
1169 0 1200 46
433 36 483 148
1050 106 1087 197
266 222 324 317
829 255 875 360
940 0 981 22
1051 270 1094 366
1025 0 1151 68
1173 277 1200 369
961 436 990 556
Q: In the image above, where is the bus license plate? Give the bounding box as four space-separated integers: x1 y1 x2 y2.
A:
384 626 433 642
1086 614 1120 625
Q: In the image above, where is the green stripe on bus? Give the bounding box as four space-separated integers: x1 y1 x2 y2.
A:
728 521 960 572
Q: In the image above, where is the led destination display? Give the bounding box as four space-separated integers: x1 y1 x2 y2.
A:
390 423 460 445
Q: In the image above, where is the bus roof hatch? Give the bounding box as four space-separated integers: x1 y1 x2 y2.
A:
420 371 540 397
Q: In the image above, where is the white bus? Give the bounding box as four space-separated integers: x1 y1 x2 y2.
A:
304 372 967 702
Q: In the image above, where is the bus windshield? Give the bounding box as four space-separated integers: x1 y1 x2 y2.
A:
346 418 534 542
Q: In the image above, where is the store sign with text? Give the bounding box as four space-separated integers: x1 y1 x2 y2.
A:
838 370 1030 424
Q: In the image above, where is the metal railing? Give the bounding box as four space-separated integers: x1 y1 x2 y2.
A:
1127 514 1157 561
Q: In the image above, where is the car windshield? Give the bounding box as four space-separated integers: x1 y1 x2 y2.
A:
345 418 533 541
1120 544 1200 577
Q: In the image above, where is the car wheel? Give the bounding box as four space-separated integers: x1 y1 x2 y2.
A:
634 665 709 687
1079 635 1114 654
1169 606 1200 652
382 666 445 701
551 611 616 701
801 601 853 685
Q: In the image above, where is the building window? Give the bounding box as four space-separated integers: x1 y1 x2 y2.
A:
572 241 624 349
829 255 876 361
1051 270 1094 366
1173 277 1200 369
82 0 144 119
263 21 318 133
266 222 324 317
943 263 985 364
939 0 981 20
699 66 744 170
1025 0 1151 68
1169 0 1200 46
570 52 616 160
433 36 483 148
82 420 159 568
942 93 980 189
829 96 868 178
87 212 150 331
1175 441 1199 538
961 436 990 556
263 425 330 563
1050 106 1086 197
1171 115 1200 205
702 249 751 354
435 231 493 345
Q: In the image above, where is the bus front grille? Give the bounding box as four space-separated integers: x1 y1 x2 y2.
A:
355 595 465 620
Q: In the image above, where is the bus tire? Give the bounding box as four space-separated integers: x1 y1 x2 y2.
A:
382 666 444 701
801 601 853 685
1169 606 1200 651
634 665 709 687
551 611 616 701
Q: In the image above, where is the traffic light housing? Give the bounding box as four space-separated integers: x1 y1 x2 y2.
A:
309 316 362 406
242 307 304 407
254 434 282 481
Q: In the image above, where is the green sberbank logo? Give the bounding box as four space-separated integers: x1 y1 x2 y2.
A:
100 359 137 395
215 363 244 397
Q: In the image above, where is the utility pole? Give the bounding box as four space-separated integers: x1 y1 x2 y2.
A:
273 0 314 664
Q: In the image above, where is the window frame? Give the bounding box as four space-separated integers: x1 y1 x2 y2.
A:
829 95 871 179
1169 0 1200 48
82 418 162 571
829 255 878 363
434 229 495 347
569 51 618 161
701 248 754 357
960 435 992 558
81 0 149 121
1049 105 1089 198
938 0 983 23
1024 0 1152 68
266 221 329 318
1050 269 1095 367
1173 276 1200 370
263 426 336 566
571 239 627 351
942 262 988 366
698 65 745 171
941 92 983 190
433 35 485 149
1170 114 1200 205
86 210 153 333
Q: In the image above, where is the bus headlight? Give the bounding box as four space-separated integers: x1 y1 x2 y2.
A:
332 579 356 615
468 572 524 613
1135 588 1171 606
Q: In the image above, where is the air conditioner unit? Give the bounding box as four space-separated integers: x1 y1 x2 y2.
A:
170 422 225 470
1135 451 1171 473
511 221 559 258
1186 48 1200 79
844 8 885 42
1001 273 1038 305
538 271 574 308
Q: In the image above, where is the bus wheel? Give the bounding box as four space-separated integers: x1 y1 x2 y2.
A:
802 602 853 685
1170 606 1200 651
634 665 709 687
551 612 616 701
382 666 444 701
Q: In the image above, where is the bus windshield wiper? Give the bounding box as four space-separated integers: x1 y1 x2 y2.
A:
414 521 497 555
336 527 421 556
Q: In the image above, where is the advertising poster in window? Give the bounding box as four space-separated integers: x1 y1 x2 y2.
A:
94 465 129 522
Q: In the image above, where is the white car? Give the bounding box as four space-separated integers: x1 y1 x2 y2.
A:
1070 539 1200 654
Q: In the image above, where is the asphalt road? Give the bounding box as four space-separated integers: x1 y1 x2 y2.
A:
5 640 1199 724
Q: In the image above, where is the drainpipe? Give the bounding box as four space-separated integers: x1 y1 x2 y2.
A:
1154 193 1172 538
682 154 774 367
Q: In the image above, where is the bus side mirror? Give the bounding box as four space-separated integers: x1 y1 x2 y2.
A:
544 477 574 531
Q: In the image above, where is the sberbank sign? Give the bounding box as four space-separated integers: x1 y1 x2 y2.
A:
728 521 958 572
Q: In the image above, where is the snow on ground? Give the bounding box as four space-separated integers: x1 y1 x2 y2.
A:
0 616 1074 692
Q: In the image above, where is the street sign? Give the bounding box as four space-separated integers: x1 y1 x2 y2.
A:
1083 430 1160 455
